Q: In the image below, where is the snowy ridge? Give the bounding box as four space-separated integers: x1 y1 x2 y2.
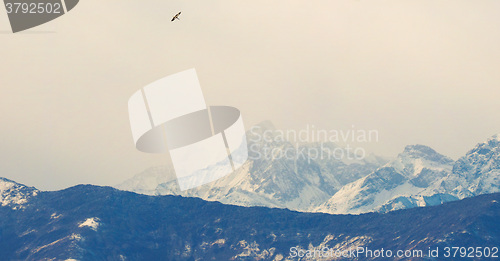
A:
444 133 500 198
0 177 38 209
117 129 500 215
0 183 499 260
316 135 500 214
115 166 177 195
116 122 385 212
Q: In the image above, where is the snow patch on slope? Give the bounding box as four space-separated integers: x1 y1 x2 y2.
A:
78 218 100 231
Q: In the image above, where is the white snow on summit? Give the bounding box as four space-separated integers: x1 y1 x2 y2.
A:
0 177 37 209
315 144 454 214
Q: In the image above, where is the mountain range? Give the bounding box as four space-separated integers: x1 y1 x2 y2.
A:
0 177 499 260
321 134 500 214
117 122 500 214
117 121 388 212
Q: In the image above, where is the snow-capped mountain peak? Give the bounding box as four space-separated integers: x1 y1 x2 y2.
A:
0 177 38 209
388 144 453 179
448 133 500 197
315 145 455 214
490 134 500 142
400 145 454 164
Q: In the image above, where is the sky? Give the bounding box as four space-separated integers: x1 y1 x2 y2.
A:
1 0 500 190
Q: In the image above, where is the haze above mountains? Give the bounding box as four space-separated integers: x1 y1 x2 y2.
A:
117 122 500 215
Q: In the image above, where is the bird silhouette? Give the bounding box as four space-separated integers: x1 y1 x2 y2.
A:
171 12 181 22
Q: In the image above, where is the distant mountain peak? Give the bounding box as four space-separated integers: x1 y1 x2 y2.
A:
402 144 440 157
400 144 453 164
0 177 19 184
252 120 276 131
465 134 500 158
450 134 500 196
489 133 500 141
0 177 29 191
481 134 500 150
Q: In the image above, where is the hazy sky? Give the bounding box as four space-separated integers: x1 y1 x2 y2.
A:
1 0 500 190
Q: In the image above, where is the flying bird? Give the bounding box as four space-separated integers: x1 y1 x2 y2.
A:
171 12 181 22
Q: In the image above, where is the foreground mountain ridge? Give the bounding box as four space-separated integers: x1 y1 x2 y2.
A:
0 179 499 260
